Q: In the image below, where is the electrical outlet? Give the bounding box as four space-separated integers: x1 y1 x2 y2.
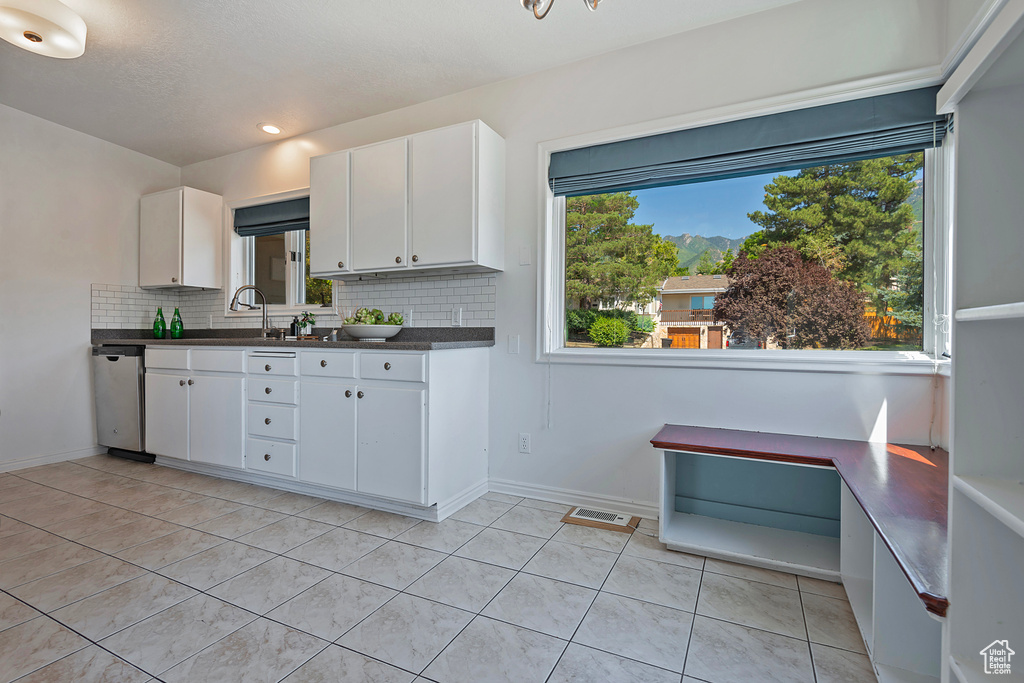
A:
452 307 463 327
508 334 520 354
518 432 531 454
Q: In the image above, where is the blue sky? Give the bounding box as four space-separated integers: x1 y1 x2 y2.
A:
631 172 783 240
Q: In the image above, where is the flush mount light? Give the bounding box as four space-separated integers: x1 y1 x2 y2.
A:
258 123 282 135
521 0 600 20
0 0 87 59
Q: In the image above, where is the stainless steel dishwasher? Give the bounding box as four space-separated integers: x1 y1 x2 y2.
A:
92 345 154 462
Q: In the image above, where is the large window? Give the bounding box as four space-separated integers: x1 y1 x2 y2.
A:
563 153 927 352
544 87 953 362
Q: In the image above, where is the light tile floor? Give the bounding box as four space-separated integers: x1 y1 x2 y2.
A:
0 457 878 683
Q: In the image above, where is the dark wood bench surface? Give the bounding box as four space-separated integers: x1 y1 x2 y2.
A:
651 424 949 617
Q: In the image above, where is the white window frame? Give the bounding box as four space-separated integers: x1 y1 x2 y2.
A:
537 90 953 377
223 188 337 318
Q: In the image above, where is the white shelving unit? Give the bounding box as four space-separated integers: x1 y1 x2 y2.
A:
941 3 1024 680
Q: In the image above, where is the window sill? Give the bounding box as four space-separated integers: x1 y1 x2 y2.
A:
540 347 950 376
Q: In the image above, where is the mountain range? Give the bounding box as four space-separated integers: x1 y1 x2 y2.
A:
664 233 750 270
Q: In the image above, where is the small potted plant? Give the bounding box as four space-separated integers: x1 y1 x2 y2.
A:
298 310 316 336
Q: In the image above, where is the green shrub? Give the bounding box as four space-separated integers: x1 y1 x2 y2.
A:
634 315 655 333
566 309 597 334
588 317 630 347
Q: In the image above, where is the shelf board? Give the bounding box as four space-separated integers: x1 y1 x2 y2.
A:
661 510 840 581
954 475 1024 539
954 301 1024 322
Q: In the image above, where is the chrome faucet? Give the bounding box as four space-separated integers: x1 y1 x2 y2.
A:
229 285 281 339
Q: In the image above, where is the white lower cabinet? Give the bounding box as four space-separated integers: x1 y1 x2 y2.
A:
144 349 245 468
145 371 190 460
188 374 245 469
356 385 426 504
148 345 489 517
298 379 357 491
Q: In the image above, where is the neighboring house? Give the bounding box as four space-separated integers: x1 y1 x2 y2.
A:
656 274 731 349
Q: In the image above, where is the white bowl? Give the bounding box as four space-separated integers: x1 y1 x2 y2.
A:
342 324 403 342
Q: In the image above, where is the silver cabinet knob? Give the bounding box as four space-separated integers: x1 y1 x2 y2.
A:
265 386 272 394
395 256 402 264
384 362 391 370
179 379 186 386
264 417 272 425
345 390 352 398
357 391 364 399
412 255 419 262
337 261 344 268
264 453 271 461
320 360 327 368
265 364 272 372
187 379 194 386
171 277 178 283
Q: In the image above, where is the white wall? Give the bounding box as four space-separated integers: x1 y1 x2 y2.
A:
181 0 947 511
0 104 179 470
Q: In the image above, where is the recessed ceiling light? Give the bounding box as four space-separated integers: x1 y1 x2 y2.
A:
258 123 282 135
0 0 87 59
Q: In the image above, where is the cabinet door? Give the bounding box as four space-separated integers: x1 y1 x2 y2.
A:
356 385 426 504
180 188 222 289
351 139 408 272
309 151 350 276
411 123 476 267
144 371 189 460
139 189 182 288
298 380 357 491
189 374 245 469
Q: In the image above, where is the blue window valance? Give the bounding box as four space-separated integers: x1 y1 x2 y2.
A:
548 87 947 197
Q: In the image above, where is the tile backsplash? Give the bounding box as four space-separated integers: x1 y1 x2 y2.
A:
91 273 496 330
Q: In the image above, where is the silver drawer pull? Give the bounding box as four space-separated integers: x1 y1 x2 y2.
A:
171 277 178 283
345 390 352 398
265 387 272 394
264 453 271 461
179 379 186 386
395 256 402 264
320 360 327 367
187 379 194 386
264 417 272 425
265 364 272 372
357 391 364 399
384 362 391 370
337 261 344 268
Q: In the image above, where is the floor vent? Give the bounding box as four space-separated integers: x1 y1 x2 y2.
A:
562 507 641 534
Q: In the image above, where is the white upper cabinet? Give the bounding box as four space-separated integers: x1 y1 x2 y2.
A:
351 138 409 272
139 186 222 289
309 150 351 275
309 120 505 279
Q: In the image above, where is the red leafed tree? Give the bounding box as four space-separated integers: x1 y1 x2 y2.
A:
714 246 870 349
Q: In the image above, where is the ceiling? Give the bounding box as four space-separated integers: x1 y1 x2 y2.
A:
0 0 800 166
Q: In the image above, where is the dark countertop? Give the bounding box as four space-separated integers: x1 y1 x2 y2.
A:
651 424 949 617
92 327 495 351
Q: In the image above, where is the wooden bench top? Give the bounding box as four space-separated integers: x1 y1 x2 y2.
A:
651 424 949 617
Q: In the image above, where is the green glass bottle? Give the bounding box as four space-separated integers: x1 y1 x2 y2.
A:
153 307 166 339
170 307 184 339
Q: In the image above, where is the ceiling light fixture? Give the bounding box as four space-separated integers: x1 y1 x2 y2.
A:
0 0 87 59
258 123 282 135
521 0 600 20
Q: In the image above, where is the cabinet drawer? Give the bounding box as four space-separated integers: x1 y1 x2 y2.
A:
247 378 299 405
300 351 355 378
193 349 245 373
246 438 296 478
146 348 189 370
247 404 298 441
359 353 426 382
248 355 298 377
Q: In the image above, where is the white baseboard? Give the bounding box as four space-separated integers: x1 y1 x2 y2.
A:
436 478 488 521
0 446 107 473
488 478 658 520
